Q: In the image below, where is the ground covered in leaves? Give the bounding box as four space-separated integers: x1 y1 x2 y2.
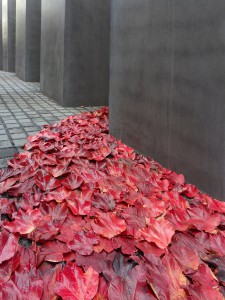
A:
1 107 225 299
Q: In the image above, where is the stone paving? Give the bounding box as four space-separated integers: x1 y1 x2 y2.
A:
0 71 100 169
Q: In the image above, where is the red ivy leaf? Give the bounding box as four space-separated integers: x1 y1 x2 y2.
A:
68 231 99 255
61 173 83 190
55 263 99 300
4 209 43 234
139 218 175 249
0 230 19 264
35 171 61 191
91 212 126 239
66 189 92 215
0 177 18 194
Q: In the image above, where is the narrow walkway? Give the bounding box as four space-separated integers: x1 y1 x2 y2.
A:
0 71 99 168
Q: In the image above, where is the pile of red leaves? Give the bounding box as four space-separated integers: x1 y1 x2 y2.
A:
1 107 225 299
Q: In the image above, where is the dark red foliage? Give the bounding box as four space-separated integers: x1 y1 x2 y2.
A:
1 107 225 299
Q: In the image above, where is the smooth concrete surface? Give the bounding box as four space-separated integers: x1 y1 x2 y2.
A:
109 0 225 200
2 0 16 72
16 0 41 82
0 1 3 69
40 0 65 104
40 0 110 107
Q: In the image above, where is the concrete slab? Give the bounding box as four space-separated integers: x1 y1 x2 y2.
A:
109 0 225 200
16 0 41 82
2 0 16 71
40 0 110 107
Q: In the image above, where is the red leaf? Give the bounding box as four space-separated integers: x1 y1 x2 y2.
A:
93 236 114 253
121 204 147 238
61 173 83 190
107 264 150 300
36 171 61 191
39 263 62 300
8 178 35 197
66 189 92 215
55 263 99 300
1 279 23 299
37 240 70 263
139 218 175 249
165 207 190 231
190 263 219 288
0 231 19 264
75 251 115 273
94 276 109 300
92 192 116 212
145 254 171 299
68 231 99 255
136 241 166 257
0 168 20 182
91 212 126 239
187 205 220 233
0 198 14 215
186 285 223 300
0 177 18 194
182 183 199 198
4 208 43 234
11 269 43 300
44 164 69 177
0 252 20 283
162 253 188 298
170 238 199 272
209 232 225 256
112 236 137 255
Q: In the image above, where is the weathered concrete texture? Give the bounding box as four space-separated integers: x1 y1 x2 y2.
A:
40 0 110 107
109 0 225 200
2 0 16 72
16 0 41 82
0 1 3 69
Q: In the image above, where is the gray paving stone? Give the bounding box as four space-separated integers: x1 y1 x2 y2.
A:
13 139 28 147
0 135 9 141
0 148 17 159
27 131 39 136
19 122 34 127
4 120 18 124
0 141 12 149
0 159 8 168
9 128 24 134
34 121 47 126
6 123 20 129
0 129 7 135
11 133 27 139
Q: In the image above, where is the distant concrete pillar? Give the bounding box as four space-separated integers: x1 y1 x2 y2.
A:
40 0 110 107
0 1 3 70
16 0 41 82
2 0 16 72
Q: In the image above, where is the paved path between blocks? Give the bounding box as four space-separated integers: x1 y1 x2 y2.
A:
0 71 99 168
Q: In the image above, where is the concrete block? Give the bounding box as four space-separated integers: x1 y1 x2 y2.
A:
40 0 110 107
16 0 41 82
0 1 3 70
2 0 16 72
109 0 225 200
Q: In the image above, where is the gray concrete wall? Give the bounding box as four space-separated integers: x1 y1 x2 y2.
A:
0 1 3 70
16 0 41 82
109 0 225 201
63 0 110 106
40 0 65 104
40 0 110 107
2 0 16 72
16 0 26 79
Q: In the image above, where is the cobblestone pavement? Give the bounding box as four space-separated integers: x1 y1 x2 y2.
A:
0 71 100 168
